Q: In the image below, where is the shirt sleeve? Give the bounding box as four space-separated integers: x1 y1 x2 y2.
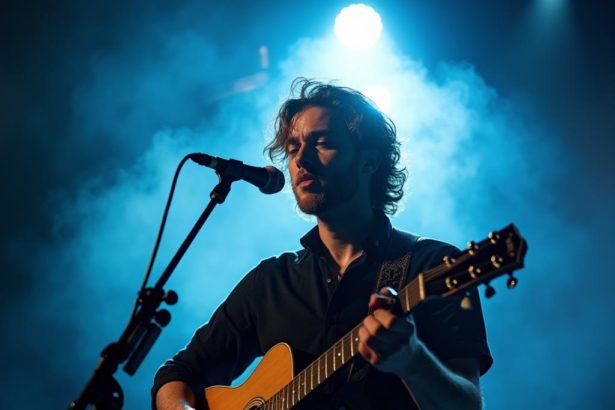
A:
151 266 262 407
409 239 493 376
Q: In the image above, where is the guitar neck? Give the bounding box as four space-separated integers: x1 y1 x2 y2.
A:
264 277 425 409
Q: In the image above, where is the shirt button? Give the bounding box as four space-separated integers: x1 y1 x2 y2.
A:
326 278 333 284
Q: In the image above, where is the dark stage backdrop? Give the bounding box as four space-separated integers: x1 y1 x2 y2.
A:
1 1 613 409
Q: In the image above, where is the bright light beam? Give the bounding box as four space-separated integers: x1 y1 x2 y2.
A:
334 4 383 50
363 85 392 114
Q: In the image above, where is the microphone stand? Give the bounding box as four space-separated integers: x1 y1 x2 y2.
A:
70 169 238 410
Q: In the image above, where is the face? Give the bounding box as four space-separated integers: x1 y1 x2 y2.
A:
286 106 368 216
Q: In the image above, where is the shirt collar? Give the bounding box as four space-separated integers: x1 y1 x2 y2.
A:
299 212 392 261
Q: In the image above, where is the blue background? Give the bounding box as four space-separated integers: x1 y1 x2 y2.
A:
1 1 613 409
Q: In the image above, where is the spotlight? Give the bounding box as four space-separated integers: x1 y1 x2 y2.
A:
334 4 383 50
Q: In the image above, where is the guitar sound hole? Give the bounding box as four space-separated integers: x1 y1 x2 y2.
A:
244 397 265 410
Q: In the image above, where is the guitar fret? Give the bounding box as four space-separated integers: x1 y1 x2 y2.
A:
290 379 293 407
301 369 306 398
292 377 298 406
336 341 342 369
296 372 301 403
324 348 328 378
333 343 337 371
299 374 304 400
309 362 314 391
347 333 352 357
404 287 410 312
286 381 290 409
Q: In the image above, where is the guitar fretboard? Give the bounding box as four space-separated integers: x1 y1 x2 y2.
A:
263 279 424 410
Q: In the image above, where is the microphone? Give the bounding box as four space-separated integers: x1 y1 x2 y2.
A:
189 153 285 194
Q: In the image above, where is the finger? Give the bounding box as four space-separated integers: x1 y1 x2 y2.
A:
358 326 380 365
362 315 410 347
368 287 398 311
371 308 397 329
359 324 404 364
359 326 399 365
368 293 392 311
372 309 413 334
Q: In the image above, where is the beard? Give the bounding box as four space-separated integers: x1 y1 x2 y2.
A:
292 168 360 215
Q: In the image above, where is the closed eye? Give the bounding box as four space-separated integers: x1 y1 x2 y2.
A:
286 145 299 157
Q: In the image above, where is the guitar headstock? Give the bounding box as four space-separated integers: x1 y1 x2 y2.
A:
422 224 528 300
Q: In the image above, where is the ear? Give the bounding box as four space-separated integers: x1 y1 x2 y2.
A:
361 151 380 175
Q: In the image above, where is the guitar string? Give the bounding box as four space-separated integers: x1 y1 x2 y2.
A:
264 325 362 409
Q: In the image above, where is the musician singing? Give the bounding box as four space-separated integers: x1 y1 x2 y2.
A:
152 79 492 410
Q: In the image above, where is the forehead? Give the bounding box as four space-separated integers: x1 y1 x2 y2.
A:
289 106 342 138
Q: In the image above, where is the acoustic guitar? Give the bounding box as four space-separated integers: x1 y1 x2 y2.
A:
204 224 528 409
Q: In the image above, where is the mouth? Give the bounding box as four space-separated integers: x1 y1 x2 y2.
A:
298 178 315 187
295 174 319 189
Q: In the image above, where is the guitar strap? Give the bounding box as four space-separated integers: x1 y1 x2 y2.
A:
369 229 419 312
347 228 420 383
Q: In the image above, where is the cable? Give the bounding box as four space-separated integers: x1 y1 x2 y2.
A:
129 154 193 320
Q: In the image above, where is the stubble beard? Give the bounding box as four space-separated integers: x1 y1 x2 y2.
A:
292 168 360 216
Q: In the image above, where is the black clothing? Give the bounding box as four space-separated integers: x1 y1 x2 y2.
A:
152 215 492 409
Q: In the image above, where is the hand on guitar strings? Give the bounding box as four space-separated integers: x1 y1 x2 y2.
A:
358 287 423 374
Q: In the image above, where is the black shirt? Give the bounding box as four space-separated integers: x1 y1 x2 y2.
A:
152 215 492 409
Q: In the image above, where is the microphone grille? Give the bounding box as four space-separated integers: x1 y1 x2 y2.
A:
260 166 285 194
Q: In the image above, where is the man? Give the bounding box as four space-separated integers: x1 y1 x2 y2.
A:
152 79 492 409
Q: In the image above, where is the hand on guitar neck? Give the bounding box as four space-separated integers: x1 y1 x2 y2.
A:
358 287 422 375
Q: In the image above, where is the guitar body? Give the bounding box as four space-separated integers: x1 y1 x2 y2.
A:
204 343 294 410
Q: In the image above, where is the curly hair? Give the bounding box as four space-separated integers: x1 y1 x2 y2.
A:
265 78 407 215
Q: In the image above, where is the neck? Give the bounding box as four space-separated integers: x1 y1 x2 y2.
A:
316 203 375 275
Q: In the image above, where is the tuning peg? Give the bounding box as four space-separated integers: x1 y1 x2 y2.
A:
484 284 496 299
467 241 479 255
460 292 473 310
488 231 500 244
490 255 504 269
507 273 518 289
443 255 455 266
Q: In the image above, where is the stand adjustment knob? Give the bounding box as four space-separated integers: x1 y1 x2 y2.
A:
155 309 172 327
164 290 178 305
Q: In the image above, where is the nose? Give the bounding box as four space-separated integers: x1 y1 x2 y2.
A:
294 144 313 169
